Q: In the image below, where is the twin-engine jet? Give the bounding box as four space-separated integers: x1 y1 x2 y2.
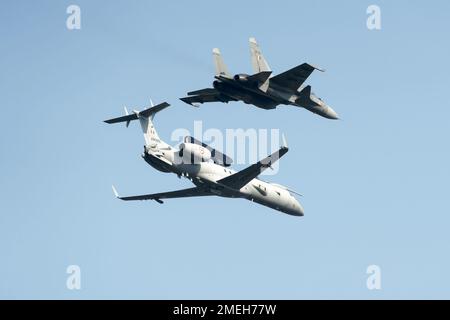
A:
104 102 304 216
181 37 339 120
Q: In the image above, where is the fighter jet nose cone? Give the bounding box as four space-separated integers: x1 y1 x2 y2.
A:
327 107 339 120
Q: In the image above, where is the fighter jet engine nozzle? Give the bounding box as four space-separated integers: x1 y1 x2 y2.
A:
178 142 212 164
213 80 221 89
233 74 250 82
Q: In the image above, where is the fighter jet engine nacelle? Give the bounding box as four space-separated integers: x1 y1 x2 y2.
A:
178 142 212 164
213 80 221 88
233 74 250 82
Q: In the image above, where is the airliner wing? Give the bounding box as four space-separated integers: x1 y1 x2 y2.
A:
217 142 288 190
112 186 213 203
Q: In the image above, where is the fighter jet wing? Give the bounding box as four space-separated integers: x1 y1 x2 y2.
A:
187 88 219 96
180 88 236 106
112 186 213 203
270 63 324 91
217 141 289 190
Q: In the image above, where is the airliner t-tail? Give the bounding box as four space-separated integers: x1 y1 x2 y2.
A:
180 37 339 120
104 102 304 216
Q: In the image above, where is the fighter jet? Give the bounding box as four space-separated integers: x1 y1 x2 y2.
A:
104 102 304 216
180 37 339 120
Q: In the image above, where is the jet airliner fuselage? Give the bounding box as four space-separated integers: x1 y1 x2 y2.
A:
105 102 304 217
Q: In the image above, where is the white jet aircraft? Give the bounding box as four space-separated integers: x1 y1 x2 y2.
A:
105 102 304 216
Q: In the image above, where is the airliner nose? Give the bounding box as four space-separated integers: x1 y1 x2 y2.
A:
297 202 305 216
290 200 304 216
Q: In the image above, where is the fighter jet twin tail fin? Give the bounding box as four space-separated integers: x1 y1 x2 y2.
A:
213 48 231 78
213 37 272 75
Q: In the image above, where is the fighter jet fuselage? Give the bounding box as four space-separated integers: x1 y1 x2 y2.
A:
212 76 278 109
180 37 339 120
211 74 339 119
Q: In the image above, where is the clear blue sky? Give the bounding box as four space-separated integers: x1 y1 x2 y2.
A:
1 0 449 299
